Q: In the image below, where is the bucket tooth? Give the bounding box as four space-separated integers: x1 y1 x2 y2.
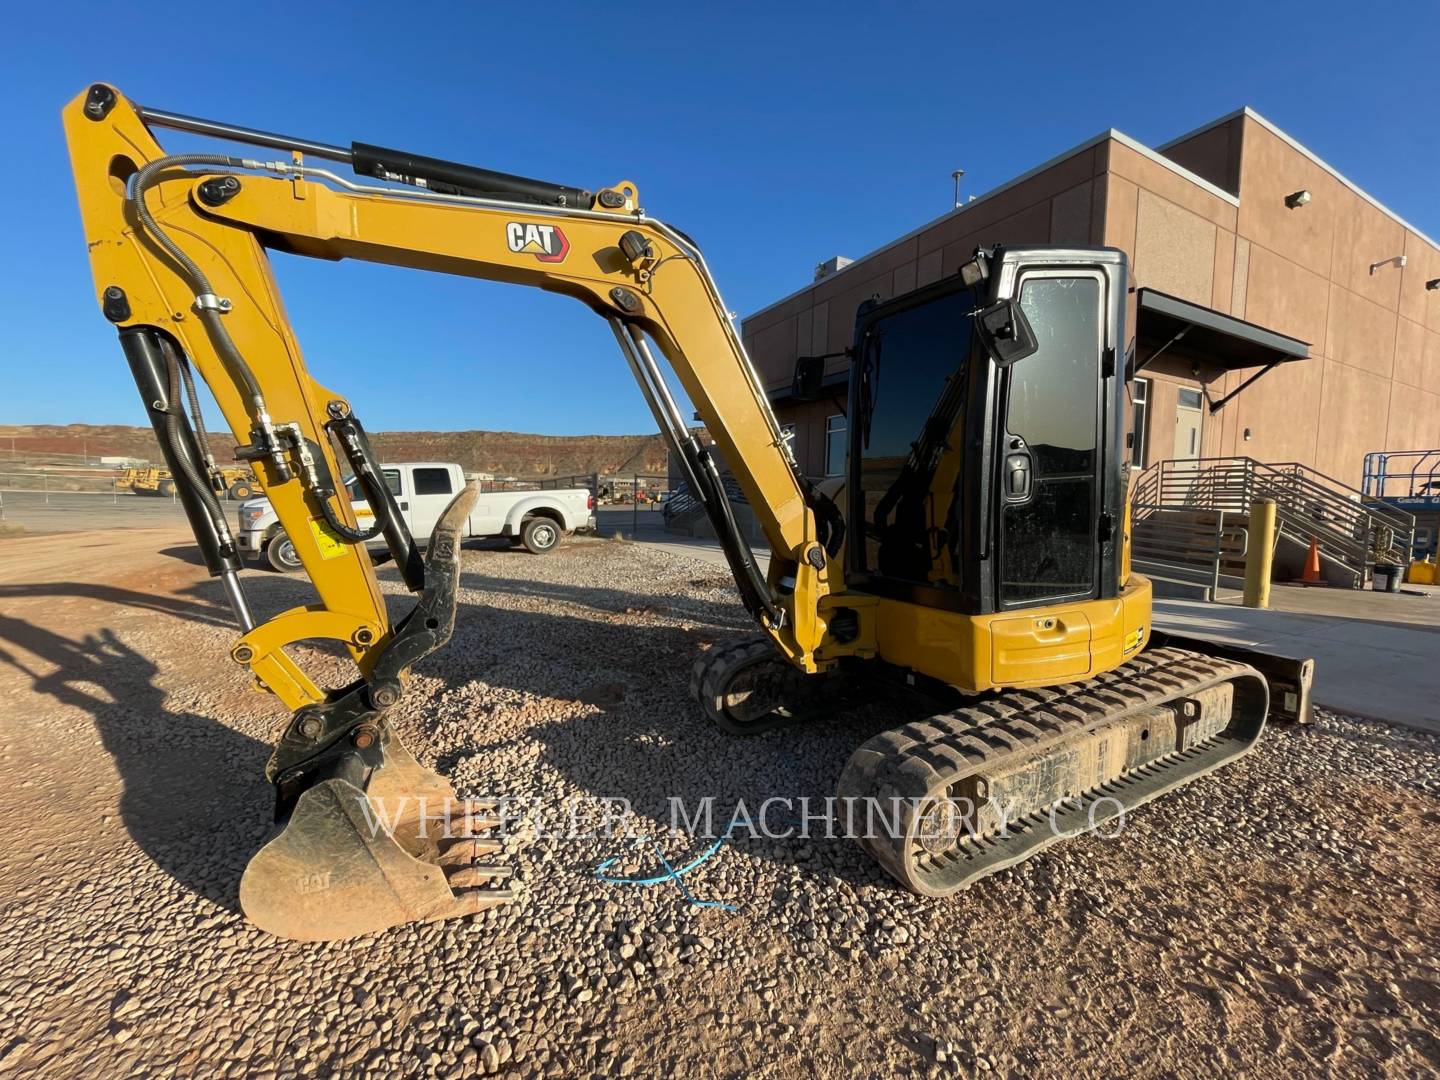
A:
446 864 514 888
438 837 504 864
438 888 518 920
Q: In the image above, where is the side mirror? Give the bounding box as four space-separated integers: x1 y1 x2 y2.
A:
977 299 1039 367
791 355 826 401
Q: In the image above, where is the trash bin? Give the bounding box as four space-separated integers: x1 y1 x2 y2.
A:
1372 564 1402 593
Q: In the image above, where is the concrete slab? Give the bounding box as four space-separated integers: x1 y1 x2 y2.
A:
617 535 772 575
1153 597 1440 734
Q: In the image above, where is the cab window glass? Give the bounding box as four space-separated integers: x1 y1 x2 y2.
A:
856 287 979 587
999 276 1100 605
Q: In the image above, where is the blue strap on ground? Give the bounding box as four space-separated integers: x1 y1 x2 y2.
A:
594 816 740 911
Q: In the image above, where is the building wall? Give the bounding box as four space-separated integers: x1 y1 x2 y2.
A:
1175 115 1440 485
742 110 1440 489
1099 134 1242 468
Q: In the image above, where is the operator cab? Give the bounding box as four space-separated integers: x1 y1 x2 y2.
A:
816 246 1129 617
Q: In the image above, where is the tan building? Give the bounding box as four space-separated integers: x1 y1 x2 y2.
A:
742 108 1440 491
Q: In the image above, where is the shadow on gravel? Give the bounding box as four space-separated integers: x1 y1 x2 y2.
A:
0 613 271 911
431 597 937 890
157 544 209 568
0 581 232 629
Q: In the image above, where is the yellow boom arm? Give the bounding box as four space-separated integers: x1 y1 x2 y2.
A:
64 84 840 718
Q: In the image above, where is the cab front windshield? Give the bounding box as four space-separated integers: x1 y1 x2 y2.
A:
855 286 981 588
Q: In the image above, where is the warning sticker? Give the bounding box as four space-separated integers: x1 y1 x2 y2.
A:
308 518 348 560
1123 625 1145 654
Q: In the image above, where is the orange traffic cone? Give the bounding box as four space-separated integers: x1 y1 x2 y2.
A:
1300 536 1325 585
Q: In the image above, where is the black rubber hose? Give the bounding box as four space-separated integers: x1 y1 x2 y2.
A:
126 154 266 408
317 484 386 543
164 336 217 471
178 353 212 462
161 345 232 543
127 154 234 293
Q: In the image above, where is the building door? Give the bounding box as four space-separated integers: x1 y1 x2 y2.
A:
1172 387 1203 461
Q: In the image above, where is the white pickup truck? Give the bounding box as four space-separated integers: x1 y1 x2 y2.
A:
235 461 595 572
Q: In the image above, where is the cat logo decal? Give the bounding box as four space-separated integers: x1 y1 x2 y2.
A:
505 222 569 263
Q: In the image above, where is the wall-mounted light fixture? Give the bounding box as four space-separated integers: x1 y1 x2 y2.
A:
1243 428 1252 441
1427 278 1440 291
1370 254 1407 275
1285 189 1311 209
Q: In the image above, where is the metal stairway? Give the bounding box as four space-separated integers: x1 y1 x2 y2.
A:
1131 456 1415 589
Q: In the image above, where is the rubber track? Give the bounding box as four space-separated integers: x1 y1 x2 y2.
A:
689 635 798 733
836 647 1269 895
690 637 772 717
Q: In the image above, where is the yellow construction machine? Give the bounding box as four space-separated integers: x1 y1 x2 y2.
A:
124 464 257 499
64 84 1312 940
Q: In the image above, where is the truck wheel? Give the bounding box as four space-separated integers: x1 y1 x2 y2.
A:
265 530 305 573
228 480 256 500
521 516 560 555
157 479 177 497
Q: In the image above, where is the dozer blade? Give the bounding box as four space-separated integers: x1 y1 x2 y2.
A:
837 647 1269 897
240 730 514 941
240 484 516 940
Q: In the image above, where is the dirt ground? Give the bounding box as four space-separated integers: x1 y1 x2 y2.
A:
1 527 1437 1078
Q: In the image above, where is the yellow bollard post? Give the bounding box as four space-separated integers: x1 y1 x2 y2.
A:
1243 498 1276 608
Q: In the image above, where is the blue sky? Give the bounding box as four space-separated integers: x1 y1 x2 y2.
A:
4 2 1436 435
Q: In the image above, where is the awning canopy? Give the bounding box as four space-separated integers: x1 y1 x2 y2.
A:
1133 288 1309 373
1131 288 1310 414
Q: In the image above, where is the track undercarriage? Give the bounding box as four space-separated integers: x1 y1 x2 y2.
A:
692 640 1278 896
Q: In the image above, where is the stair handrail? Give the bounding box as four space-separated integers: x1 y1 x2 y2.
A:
1140 455 1414 582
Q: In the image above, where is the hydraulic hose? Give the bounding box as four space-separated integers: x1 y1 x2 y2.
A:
130 158 389 549
160 342 233 546
126 154 266 410
317 483 386 543
127 154 233 294
166 336 217 473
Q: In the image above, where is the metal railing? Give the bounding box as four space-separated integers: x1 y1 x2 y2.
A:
662 475 747 528
1131 506 1249 597
1362 448 1440 500
1131 456 1415 585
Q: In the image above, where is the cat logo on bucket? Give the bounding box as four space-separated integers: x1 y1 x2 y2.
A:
505 222 569 263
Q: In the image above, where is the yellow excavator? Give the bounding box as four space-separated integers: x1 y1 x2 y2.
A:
64 84 1312 940
124 464 257 500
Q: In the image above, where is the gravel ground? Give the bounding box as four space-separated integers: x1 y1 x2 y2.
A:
1 533 1438 1078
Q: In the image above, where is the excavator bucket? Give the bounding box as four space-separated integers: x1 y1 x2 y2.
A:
238 485 515 940
239 730 514 941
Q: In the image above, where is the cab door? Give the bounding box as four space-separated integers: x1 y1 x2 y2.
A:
996 271 1106 609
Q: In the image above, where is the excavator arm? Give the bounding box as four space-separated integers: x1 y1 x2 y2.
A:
64 83 845 939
